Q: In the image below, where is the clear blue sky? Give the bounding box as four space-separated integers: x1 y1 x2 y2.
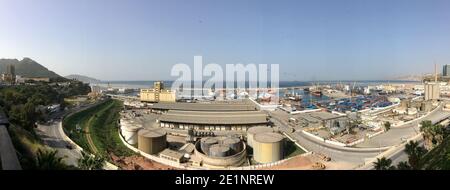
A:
1 0 450 81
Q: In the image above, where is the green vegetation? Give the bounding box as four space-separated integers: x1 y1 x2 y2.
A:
63 99 133 160
29 149 74 170
0 82 91 132
421 136 450 169
77 151 105 170
404 141 427 170
420 120 448 150
384 121 391 131
373 157 395 170
6 125 49 169
285 140 306 158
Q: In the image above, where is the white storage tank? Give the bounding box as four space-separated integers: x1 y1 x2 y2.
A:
246 126 274 148
120 123 142 145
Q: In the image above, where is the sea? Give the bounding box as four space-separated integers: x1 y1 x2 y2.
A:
93 80 419 103
94 80 419 89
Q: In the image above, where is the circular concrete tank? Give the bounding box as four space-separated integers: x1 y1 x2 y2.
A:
222 137 243 154
137 128 167 155
246 126 274 148
209 144 231 157
200 137 219 155
253 132 285 164
120 123 142 145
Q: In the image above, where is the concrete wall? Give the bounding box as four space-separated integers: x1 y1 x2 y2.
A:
0 125 21 170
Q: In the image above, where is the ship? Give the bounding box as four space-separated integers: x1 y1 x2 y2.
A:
311 90 322 97
303 87 310 93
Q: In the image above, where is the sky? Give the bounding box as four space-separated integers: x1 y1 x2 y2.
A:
1 0 450 81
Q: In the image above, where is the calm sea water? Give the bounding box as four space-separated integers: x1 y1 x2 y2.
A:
96 80 419 89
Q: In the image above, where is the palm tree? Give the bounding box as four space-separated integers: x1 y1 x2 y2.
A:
384 121 391 131
373 157 394 170
404 141 427 170
396 161 411 170
420 120 445 150
77 151 105 170
33 149 68 170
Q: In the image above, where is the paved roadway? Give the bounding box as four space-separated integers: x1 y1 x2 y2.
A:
269 103 450 167
35 120 82 166
357 107 450 148
34 102 104 167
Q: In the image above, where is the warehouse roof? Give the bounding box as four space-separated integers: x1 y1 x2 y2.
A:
158 110 268 125
150 101 256 111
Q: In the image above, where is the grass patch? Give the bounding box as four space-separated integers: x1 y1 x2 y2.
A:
63 99 133 160
285 140 306 158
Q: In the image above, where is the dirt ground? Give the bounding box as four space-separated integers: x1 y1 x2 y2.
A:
260 153 357 170
110 154 176 170
261 155 315 170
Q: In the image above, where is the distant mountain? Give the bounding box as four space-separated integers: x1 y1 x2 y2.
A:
0 58 61 78
65 74 101 84
389 74 423 82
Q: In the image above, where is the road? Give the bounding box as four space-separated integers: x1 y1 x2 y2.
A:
34 102 105 167
269 103 450 168
35 120 82 166
357 107 450 148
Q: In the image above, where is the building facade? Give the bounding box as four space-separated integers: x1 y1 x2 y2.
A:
140 81 176 102
424 83 440 100
444 65 450 77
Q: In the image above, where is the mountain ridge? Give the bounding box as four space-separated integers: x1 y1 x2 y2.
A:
0 58 61 78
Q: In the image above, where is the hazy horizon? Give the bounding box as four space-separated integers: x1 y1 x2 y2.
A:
1 0 450 81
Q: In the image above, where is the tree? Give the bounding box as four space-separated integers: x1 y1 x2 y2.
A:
77 151 105 170
404 141 427 170
396 161 411 170
33 149 68 170
420 120 445 150
384 121 391 131
373 157 395 170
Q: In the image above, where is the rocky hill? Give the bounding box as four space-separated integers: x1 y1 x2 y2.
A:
0 58 61 78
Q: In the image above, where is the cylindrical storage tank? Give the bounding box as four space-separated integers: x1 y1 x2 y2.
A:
247 126 274 148
200 137 218 155
222 137 243 154
121 123 142 145
253 132 284 164
209 144 231 157
137 128 167 155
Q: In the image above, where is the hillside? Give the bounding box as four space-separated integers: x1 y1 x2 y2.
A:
421 136 450 170
65 74 101 84
0 58 61 78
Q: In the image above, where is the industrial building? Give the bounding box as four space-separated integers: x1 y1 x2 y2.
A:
193 136 247 168
294 112 350 135
149 100 257 112
159 148 185 163
137 128 167 155
158 110 268 131
140 81 176 102
424 82 440 100
252 132 285 164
